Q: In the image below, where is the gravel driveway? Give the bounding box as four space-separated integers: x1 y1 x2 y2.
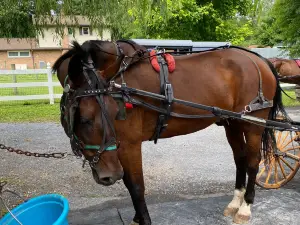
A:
1 107 300 218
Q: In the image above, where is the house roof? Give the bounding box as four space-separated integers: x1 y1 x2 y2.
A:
0 38 38 51
33 15 94 26
0 38 68 51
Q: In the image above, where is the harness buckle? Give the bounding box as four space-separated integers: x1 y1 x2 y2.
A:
165 83 174 104
64 84 71 93
244 105 252 113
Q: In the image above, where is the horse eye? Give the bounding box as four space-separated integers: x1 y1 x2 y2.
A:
80 117 92 125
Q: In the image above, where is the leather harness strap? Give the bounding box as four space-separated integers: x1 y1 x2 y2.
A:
231 49 273 113
150 54 174 144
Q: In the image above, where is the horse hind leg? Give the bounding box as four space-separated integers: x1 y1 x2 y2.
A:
223 122 247 218
233 123 264 224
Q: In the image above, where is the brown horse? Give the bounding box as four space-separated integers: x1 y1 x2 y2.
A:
268 58 300 84
52 40 289 224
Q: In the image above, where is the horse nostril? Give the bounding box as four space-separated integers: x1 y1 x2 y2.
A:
100 177 112 183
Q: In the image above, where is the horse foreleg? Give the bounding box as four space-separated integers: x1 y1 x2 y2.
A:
233 127 262 224
223 124 247 217
119 142 151 225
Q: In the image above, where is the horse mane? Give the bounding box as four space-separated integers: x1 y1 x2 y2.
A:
52 41 85 74
52 39 147 84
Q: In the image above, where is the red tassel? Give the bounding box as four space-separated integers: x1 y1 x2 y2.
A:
125 103 133 109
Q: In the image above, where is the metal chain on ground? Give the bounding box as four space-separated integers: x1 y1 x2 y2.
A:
0 143 72 159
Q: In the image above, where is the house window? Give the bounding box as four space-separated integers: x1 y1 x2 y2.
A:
8 52 18 57
8 51 30 58
68 27 73 35
39 61 46 69
20 51 30 57
80 26 90 35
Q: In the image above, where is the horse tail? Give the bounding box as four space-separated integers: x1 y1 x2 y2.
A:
261 57 292 162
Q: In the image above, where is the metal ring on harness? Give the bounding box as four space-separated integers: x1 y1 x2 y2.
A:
245 105 252 113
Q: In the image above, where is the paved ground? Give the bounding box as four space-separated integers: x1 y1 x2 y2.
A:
1 107 300 224
69 188 300 225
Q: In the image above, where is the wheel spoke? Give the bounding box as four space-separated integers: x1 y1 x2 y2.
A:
285 153 300 161
278 158 287 179
257 166 266 179
265 159 274 184
282 145 300 152
280 156 295 171
280 134 300 149
274 158 278 184
259 158 266 166
277 131 282 144
278 132 290 149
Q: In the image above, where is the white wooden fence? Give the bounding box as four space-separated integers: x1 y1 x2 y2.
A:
281 83 296 90
250 47 290 59
0 64 62 104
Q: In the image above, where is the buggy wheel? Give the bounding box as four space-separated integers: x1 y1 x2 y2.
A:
255 130 300 189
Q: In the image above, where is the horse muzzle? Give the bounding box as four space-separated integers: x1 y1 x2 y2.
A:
92 168 124 186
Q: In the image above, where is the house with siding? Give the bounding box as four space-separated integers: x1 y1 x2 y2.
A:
0 16 111 70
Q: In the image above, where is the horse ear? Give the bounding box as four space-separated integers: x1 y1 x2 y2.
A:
68 54 85 86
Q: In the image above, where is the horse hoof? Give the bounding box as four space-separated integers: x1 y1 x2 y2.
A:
223 207 238 217
233 213 250 224
129 221 139 225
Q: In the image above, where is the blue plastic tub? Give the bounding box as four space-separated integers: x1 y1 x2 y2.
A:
0 194 69 225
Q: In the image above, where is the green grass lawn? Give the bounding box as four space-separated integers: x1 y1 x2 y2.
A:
0 74 62 122
0 102 61 123
281 90 300 107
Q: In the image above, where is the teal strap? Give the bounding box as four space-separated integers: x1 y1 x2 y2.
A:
64 75 69 87
105 145 118 151
84 145 101 150
73 134 117 151
85 144 117 151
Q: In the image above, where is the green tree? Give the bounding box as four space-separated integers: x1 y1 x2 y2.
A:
0 0 168 38
0 1 35 38
122 0 253 44
270 0 300 57
252 14 283 47
250 0 274 25
0 0 269 47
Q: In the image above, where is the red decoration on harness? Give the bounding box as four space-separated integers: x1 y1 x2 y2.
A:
150 50 175 73
125 103 133 109
295 59 300 68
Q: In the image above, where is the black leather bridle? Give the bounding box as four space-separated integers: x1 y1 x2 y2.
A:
60 42 127 168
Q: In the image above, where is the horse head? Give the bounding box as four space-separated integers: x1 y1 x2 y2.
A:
53 40 125 186
268 58 300 84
